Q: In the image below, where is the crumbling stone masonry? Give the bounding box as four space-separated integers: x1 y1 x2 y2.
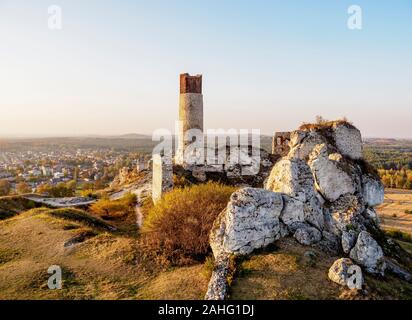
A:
272 132 291 157
152 154 173 204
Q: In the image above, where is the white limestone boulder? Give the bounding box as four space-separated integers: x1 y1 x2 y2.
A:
327 194 364 236
342 230 358 254
362 174 385 207
294 226 322 246
332 123 363 160
349 231 386 275
308 145 356 202
280 196 305 228
363 207 381 225
265 159 314 202
288 131 327 161
303 195 325 231
265 159 325 230
328 258 363 289
289 130 308 148
210 188 284 257
204 253 232 300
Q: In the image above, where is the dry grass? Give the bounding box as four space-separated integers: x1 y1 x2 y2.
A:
136 265 209 300
2 188 412 300
365 274 412 300
299 118 353 132
0 208 208 300
1 207 411 300
230 238 345 300
230 237 412 300
142 182 236 265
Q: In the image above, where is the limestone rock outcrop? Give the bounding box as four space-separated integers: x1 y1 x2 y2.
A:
206 120 389 300
332 123 363 160
308 145 357 202
288 131 326 161
280 196 305 229
210 121 386 258
264 159 313 202
294 226 322 246
349 231 386 275
327 194 365 236
363 207 380 225
204 254 232 300
362 174 385 207
264 159 324 231
341 230 358 254
210 188 284 257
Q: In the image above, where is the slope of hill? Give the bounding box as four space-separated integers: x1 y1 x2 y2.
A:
230 238 412 300
0 207 209 300
1 204 411 300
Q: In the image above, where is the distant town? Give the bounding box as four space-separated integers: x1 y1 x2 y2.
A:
0 139 152 197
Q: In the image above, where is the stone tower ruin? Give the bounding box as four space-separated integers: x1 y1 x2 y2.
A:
176 73 204 165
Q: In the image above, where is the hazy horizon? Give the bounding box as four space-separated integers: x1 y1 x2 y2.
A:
1 1 411 138
2 132 412 141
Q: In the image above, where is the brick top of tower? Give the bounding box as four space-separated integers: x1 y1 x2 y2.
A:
180 73 202 94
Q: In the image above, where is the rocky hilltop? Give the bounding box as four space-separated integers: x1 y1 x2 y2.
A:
206 121 411 300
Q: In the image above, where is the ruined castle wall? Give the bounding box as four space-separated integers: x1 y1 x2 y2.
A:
152 154 173 204
272 132 291 157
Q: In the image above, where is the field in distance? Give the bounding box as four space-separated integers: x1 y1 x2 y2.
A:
377 188 412 236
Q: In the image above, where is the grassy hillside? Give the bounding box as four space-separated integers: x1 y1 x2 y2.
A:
0 207 209 300
230 238 412 300
1 189 412 300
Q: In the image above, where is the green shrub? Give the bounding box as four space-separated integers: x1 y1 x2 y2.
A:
36 182 76 198
142 182 236 265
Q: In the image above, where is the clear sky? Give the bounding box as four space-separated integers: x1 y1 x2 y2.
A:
0 0 411 138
